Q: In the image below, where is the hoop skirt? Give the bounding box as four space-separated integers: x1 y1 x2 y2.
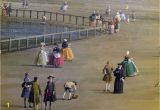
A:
61 48 74 61
122 59 138 77
53 53 64 67
35 50 48 66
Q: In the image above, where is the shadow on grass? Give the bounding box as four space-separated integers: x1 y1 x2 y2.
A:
1 104 24 109
22 64 55 68
89 89 114 94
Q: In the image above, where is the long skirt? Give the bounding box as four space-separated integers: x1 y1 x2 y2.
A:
123 61 138 77
108 25 114 34
114 78 123 93
21 87 30 98
48 53 53 65
35 51 48 66
28 91 40 104
53 56 64 67
61 48 74 61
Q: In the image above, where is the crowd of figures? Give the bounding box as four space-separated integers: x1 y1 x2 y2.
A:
102 51 139 93
0 3 12 16
89 5 136 34
35 39 74 68
21 73 78 110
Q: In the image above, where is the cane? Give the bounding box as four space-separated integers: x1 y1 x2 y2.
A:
40 95 43 110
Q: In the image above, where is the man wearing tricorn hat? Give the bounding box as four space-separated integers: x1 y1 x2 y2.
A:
44 75 57 110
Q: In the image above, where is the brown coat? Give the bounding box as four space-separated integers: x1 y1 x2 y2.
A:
102 65 113 82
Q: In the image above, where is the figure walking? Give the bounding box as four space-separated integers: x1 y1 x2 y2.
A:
28 77 42 110
44 75 57 110
21 73 32 108
102 61 113 92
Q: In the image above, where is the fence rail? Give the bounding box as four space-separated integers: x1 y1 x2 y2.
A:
0 27 103 53
3 9 90 26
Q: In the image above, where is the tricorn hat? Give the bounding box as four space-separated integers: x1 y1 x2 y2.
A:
48 74 55 79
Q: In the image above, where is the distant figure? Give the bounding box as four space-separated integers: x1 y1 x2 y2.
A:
42 15 47 24
44 75 57 110
35 43 48 66
108 18 115 34
113 63 125 94
28 77 42 110
102 61 114 92
114 11 121 33
120 12 126 21
1 3 8 16
21 73 32 108
127 15 130 22
131 11 136 21
96 11 102 27
121 51 139 77
60 1 68 11
89 11 96 27
106 5 111 16
61 39 74 61
22 0 29 8
62 81 78 100
52 43 64 67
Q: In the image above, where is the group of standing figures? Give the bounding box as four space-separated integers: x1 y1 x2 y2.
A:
21 73 77 110
35 39 74 68
102 51 139 93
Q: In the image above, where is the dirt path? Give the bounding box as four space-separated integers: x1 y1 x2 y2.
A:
1 0 159 110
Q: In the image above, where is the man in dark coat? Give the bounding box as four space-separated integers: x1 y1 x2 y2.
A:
113 63 125 93
44 75 57 110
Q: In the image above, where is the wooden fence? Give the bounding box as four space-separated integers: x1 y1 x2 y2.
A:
0 27 103 53
3 9 90 26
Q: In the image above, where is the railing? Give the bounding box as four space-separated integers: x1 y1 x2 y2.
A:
0 27 103 53
2 9 90 26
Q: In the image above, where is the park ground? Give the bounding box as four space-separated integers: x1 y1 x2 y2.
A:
1 0 160 110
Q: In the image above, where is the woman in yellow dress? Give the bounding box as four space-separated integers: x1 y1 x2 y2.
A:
61 39 74 61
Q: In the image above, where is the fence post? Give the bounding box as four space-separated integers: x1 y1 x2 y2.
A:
63 14 65 22
17 40 20 50
43 35 45 43
94 27 96 36
69 31 71 41
61 32 63 43
50 12 52 21
37 11 39 19
16 9 18 17
78 30 80 39
23 10 25 18
51 34 54 44
44 11 46 16
86 29 88 38
35 37 37 47
69 15 71 24
9 38 12 51
76 16 78 25
56 12 58 21
26 38 29 48
30 10 32 18
82 16 85 26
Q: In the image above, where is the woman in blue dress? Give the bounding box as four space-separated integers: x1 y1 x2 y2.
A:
21 73 32 108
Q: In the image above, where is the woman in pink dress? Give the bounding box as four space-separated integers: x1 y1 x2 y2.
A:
52 43 64 68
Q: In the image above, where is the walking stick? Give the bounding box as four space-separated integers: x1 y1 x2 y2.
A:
41 95 43 110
